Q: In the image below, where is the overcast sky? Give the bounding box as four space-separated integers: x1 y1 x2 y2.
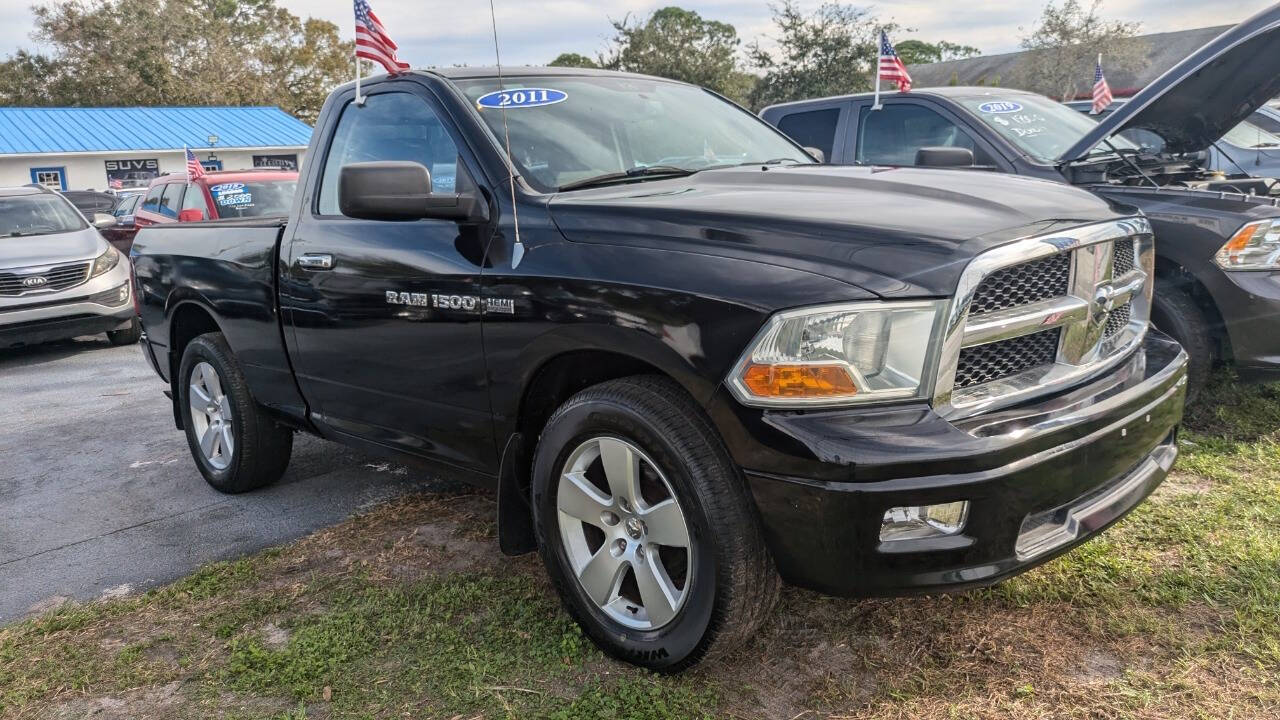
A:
1 0 1272 67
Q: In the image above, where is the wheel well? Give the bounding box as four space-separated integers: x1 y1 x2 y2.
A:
1153 257 1232 361
167 303 222 428
517 350 666 444
496 350 672 556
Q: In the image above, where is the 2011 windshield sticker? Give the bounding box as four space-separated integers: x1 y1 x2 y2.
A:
476 88 567 109
978 101 1023 114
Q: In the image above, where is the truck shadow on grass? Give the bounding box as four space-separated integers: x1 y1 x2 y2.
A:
2 373 1277 720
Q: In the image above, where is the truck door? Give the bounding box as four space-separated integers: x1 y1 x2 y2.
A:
280 88 497 477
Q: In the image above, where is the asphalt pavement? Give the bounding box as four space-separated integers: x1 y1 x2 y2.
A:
0 336 446 622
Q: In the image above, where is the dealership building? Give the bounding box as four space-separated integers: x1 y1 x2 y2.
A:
0 106 312 192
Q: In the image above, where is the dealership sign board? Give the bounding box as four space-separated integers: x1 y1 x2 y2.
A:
105 159 159 189
253 154 299 170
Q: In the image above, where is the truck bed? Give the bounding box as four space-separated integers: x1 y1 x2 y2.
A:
131 217 305 421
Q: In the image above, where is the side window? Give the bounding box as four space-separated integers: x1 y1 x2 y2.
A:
141 185 165 213
776 109 840 162
318 92 463 216
180 185 210 217
856 104 993 166
159 184 184 218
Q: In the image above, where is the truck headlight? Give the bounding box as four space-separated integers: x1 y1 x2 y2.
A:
727 300 943 407
90 245 121 278
1215 220 1280 270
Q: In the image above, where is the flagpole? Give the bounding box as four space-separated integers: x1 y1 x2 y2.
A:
354 55 364 106
873 68 882 111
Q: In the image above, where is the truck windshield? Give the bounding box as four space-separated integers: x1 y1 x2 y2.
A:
957 95 1137 163
452 75 814 192
0 194 87 238
207 181 298 219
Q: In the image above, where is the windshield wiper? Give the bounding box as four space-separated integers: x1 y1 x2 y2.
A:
557 165 697 192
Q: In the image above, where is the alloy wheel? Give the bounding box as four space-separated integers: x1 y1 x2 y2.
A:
556 436 693 630
188 361 234 470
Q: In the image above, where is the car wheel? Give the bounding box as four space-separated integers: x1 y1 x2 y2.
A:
1151 284 1213 402
107 318 142 346
178 332 293 493
531 376 779 672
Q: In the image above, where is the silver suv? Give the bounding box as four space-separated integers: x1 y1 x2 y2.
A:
0 186 139 349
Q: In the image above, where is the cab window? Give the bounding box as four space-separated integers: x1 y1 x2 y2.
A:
158 183 184 218
856 103 993 166
776 109 839 162
180 185 210 219
318 92 463 216
141 185 165 213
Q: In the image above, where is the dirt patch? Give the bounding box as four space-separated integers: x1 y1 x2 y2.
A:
40 681 185 720
261 622 290 650
1067 648 1125 684
1153 471 1214 499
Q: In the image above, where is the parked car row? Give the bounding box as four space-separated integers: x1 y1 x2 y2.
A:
761 8 1280 397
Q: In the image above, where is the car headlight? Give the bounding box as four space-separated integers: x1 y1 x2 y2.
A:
90 245 121 278
1215 219 1280 270
727 300 944 407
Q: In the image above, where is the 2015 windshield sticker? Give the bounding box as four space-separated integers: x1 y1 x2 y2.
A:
978 101 1023 114
476 88 567 109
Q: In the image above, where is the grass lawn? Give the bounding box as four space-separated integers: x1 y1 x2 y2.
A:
2 373 1278 719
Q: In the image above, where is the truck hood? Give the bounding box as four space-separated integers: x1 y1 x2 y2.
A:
0 227 104 270
547 164 1131 298
1062 4 1280 162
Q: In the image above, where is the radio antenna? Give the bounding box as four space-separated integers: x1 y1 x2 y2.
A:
489 0 524 268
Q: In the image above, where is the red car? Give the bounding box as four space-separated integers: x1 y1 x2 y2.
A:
134 169 299 229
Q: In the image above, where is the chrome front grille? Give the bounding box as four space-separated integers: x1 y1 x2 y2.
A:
968 253 1070 315
955 328 1061 389
936 218 1153 418
0 261 91 297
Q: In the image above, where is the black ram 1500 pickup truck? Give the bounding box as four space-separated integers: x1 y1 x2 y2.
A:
762 5 1280 397
132 66 1187 672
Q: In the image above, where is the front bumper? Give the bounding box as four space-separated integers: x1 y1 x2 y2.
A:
0 262 134 348
729 331 1187 597
1208 269 1280 380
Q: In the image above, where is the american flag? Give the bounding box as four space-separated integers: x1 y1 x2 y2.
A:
1091 55 1113 114
354 0 409 74
108 178 123 190
878 31 912 93
185 147 206 181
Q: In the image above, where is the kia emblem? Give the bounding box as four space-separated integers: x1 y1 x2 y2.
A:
22 276 48 288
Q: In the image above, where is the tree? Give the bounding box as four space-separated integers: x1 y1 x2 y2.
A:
600 6 751 104
746 2 893 111
895 39 982 66
0 0 354 123
1015 0 1147 101
549 52 598 68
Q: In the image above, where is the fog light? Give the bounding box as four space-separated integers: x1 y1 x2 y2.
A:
880 501 969 542
89 283 130 307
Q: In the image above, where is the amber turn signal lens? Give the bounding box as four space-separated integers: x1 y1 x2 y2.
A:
741 363 858 399
1222 223 1261 257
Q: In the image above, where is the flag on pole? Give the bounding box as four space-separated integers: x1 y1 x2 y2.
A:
185 147 206 182
108 178 124 190
354 0 410 74
1091 55 1113 114
873 30 912 109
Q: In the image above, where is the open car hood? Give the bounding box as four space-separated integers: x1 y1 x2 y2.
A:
1061 4 1280 163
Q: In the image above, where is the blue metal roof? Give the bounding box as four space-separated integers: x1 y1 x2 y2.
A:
0 106 312 155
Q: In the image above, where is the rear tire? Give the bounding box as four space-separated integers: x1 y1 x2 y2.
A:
178 333 293 493
107 319 142 346
1151 284 1213 402
531 376 779 672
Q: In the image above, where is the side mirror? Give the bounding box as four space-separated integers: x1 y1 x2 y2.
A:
92 213 116 229
178 208 205 222
339 161 488 222
915 147 975 168
803 147 826 164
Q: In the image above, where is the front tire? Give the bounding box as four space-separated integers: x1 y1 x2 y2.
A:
531 376 779 672
1151 284 1214 402
178 333 293 493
